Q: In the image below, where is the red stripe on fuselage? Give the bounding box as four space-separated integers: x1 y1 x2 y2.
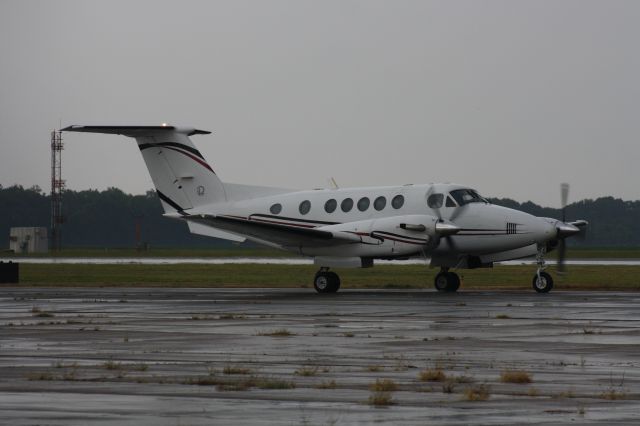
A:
165 147 215 173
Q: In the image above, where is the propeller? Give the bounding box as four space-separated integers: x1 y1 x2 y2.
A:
557 183 570 273
556 183 588 273
425 185 461 251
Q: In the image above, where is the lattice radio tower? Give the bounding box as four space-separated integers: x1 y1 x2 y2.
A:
50 130 65 252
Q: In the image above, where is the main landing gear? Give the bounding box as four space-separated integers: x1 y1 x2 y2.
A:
314 268 341 293
434 268 460 292
532 246 554 293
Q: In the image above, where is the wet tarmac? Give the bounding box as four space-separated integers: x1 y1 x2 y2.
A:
1 287 639 425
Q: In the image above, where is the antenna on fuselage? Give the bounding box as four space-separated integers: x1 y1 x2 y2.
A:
327 177 339 189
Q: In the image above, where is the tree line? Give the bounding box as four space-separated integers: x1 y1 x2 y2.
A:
1 184 638 248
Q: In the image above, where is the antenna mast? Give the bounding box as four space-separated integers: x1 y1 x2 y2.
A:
50 130 65 252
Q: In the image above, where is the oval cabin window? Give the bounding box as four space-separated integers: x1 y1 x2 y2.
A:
299 200 311 215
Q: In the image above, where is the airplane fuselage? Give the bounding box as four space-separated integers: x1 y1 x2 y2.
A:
197 182 557 267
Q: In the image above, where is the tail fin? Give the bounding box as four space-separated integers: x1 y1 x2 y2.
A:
62 125 226 214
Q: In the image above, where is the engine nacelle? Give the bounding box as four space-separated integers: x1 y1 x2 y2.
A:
319 214 440 247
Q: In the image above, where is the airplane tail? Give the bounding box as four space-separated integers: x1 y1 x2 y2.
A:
61 125 226 214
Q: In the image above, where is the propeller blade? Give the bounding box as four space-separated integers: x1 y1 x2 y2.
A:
561 183 569 223
557 238 566 274
449 204 467 222
561 183 569 208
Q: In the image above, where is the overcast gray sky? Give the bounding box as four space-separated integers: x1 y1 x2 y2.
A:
1 0 638 207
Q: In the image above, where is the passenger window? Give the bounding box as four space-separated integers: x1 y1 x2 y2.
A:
427 193 444 208
270 203 282 215
341 198 354 212
391 194 405 209
446 196 457 207
357 197 370 211
324 199 337 213
299 200 311 215
374 196 386 211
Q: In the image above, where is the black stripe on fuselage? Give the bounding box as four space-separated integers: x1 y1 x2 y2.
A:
156 190 187 215
371 231 428 244
139 142 205 160
249 214 340 226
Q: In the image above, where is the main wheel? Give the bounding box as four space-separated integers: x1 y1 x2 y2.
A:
434 272 460 292
314 272 331 293
314 271 341 293
532 271 553 293
326 271 341 293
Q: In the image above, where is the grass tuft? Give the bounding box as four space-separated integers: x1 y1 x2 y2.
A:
600 388 626 400
223 365 252 375
219 313 247 320
26 371 55 381
369 391 394 407
419 368 446 382
500 369 532 384
103 360 122 370
464 384 490 401
294 366 319 377
370 378 397 392
315 379 337 389
257 328 295 337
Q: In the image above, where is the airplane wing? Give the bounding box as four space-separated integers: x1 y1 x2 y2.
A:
184 214 361 248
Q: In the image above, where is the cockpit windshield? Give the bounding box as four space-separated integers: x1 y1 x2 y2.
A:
449 189 487 206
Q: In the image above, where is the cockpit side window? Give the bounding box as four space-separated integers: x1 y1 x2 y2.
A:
446 196 457 207
427 193 444 208
449 189 486 206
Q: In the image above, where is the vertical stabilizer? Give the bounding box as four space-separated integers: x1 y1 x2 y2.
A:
61 125 226 214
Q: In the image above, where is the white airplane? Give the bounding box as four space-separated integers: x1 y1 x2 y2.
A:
62 125 587 293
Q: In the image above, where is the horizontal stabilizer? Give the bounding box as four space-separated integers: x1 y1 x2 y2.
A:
187 222 246 243
61 125 211 137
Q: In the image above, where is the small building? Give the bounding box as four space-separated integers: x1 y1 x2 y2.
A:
9 227 48 254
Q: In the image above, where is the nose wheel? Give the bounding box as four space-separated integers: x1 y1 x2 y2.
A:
533 245 554 293
314 268 341 293
434 269 460 292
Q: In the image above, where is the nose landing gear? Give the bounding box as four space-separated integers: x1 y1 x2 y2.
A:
434 268 460 292
533 246 554 293
314 268 341 293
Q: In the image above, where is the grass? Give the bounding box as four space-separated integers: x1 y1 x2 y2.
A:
500 370 533 384
294 366 319 376
600 388 627 400
257 328 295 337
369 391 394 407
370 379 398 392
419 368 447 382
103 360 122 370
218 313 247 320
14 263 640 290
183 375 295 391
26 371 55 381
464 384 491 401
223 365 253 375
8 247 640 259
315 379 337 389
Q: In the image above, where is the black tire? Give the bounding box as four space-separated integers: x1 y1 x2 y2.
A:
314 272 331 293
447 272 460 292
434 272 460 292
327 271 341 293
532 271 553 293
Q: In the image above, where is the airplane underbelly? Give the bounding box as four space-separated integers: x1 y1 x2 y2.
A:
452 233 534 254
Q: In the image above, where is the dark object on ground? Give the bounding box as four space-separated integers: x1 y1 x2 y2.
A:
0 261 19 283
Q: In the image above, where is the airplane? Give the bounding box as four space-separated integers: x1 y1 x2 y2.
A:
62 125 587 294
